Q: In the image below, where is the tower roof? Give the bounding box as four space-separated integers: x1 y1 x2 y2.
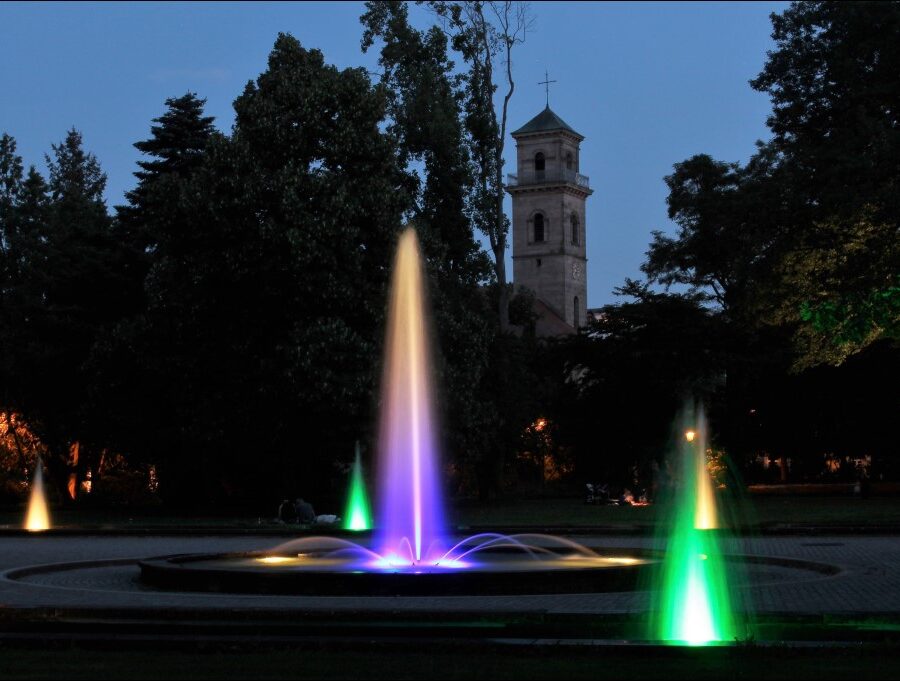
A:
511 106 582 138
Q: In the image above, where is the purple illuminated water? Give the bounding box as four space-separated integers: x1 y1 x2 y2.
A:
375 229 446 563
266 533 639 572
255 227 645 575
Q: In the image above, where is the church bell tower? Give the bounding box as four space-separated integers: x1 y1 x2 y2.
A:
507 106 592 334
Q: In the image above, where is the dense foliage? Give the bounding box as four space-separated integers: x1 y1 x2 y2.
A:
1 2 897 509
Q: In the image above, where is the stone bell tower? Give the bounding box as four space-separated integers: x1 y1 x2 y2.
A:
507 106 592 334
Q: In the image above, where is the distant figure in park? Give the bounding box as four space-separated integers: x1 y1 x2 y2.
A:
277 499 296 524
295 497 316 524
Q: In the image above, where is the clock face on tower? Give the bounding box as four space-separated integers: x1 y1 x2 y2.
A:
571 262 583 281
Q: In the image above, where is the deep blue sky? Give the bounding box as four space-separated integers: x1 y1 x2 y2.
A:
1 1 788 306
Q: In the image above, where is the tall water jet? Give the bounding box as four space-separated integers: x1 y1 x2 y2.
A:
140 226 655 593
25 459 51 532
345 443 372 531
652 405 736 645
376 228 446 563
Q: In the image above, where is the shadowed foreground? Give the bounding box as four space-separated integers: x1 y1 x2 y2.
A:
2 643 900 680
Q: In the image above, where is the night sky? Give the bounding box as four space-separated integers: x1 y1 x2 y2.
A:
1 1 787 306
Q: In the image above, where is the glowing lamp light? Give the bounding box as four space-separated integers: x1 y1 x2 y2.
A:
685 430 696 442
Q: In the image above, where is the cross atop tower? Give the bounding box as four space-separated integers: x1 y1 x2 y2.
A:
538 70 557 107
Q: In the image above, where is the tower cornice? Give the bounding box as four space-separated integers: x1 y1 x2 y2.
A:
510 129 585 143
506 183 593 198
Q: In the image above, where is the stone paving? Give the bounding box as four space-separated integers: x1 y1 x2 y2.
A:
0 534 898 615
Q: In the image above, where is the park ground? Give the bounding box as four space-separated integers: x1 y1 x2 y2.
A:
3 494 899 531
2 495 900 680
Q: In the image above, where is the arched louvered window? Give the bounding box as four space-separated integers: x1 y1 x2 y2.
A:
533 213 545 242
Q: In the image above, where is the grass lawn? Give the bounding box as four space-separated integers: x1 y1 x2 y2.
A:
452 495 900 529
1 643 900 680
1 494 899 531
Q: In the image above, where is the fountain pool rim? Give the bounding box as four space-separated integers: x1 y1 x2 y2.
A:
138 546 656 596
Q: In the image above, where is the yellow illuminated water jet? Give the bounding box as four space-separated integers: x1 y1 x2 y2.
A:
690 429 718 531
25 460 50 532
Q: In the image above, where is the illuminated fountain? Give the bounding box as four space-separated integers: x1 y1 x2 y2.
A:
344 443 372 532
140 227 651 595
375 229 446 562
25 459 51 532
649 405 741 646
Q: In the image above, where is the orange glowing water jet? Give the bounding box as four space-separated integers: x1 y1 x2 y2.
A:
25 460 51 532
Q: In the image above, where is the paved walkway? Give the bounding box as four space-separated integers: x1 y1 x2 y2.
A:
0 534 898 615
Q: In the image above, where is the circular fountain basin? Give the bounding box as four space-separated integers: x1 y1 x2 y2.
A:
139 536 654 596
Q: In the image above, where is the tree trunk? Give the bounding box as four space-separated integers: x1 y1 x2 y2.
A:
44 443 72 506
493 242 510 331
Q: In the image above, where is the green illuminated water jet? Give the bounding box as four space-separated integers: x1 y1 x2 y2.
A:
344 444 372 531
651 407 737 646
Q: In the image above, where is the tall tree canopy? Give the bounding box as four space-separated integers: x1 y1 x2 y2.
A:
0 130 142 497
547 284 725 488
644 1 899 368
752 1 900 219
103 35 410 505
643 148 784 322
365 1 532 330
751 1 900 364
361 0 500 494
432 1 532 331
602 1 900 483
119 92 216 251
